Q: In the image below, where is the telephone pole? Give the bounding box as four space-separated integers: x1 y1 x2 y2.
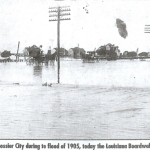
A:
49 6 71 83
16 41 20 62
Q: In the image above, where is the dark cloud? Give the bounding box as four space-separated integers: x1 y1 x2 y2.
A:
116 18 128 39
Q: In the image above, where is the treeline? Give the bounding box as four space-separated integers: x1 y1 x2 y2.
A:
1 44 150 59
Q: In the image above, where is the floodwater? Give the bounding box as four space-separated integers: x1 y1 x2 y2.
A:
0 59 150 139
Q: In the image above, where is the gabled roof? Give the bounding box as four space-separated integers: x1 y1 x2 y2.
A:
70 47 85 52
106 43 115 46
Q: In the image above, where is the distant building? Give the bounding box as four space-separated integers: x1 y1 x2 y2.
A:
114 47 120 58
138 52 148 57
53 48 68 57
68 48 74 57
105 43 113 51
96 43 120 59
51 48 57 55
69 47 85 58
59 48 68 57
123 51 128 57
123 51 137 58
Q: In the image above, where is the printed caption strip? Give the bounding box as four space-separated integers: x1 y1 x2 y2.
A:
0 140 150 150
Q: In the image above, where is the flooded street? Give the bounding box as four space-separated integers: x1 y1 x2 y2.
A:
0 59 150 139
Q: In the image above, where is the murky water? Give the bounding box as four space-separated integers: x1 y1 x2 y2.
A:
0 59 150 139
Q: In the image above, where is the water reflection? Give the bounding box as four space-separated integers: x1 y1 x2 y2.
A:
33 66 42 77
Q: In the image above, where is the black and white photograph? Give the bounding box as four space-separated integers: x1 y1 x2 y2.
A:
0 0 150 139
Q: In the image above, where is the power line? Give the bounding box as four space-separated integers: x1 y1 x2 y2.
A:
49 6 71 83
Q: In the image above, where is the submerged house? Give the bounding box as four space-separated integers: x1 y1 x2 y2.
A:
96 43 120 59
138 52 148 57
123 51 137 58
68 48 74 57
68 47 85 58
53 48 68 57
115 49 120 58
123 51 128 57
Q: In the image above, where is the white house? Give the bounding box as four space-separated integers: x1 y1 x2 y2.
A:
68 48 74 57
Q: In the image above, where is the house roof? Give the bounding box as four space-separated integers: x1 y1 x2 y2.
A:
87 51 95 53
70 47 85 53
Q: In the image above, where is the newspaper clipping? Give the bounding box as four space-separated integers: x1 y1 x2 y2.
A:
0 0 150 149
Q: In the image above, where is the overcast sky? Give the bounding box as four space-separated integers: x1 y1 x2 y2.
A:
0 0 150 53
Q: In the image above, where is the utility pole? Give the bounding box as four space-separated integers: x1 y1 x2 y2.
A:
16 41 20 62
49 6 71 83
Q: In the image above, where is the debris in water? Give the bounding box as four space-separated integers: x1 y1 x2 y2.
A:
48 83 52 87
42 82 52 87
13 83 19 85
42 82 47 86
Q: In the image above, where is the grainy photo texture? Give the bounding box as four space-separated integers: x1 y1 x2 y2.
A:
0 0 150 139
